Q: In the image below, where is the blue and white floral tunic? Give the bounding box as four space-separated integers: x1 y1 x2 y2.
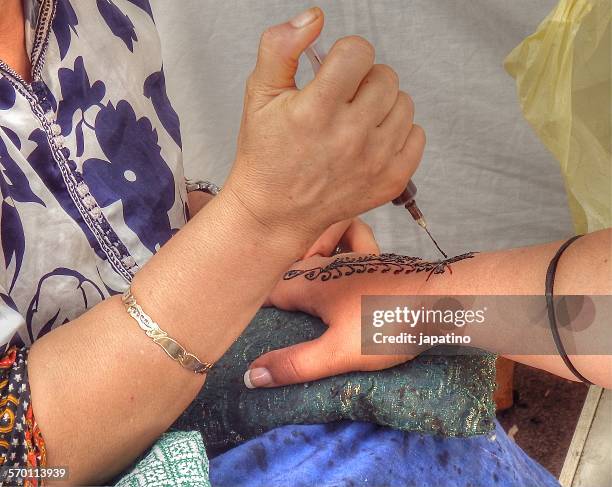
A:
0 0 188 471
0 0 187 352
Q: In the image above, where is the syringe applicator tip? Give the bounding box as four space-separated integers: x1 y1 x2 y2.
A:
423 225 448 259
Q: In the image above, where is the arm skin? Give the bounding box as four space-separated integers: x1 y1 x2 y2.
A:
28 192 308 485
258 228 612 389
422 228 612 385
187 191 380 259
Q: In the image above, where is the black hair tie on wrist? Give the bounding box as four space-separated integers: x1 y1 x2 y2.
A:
545 235 592 385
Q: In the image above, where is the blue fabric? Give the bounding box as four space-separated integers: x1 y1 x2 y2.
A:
209 420 559 487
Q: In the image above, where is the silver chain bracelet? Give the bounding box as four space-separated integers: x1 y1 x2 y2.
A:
185 178 221 196
122 287 214 375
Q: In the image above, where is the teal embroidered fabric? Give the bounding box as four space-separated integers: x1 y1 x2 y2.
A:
174 308 496 456
115 431 210 487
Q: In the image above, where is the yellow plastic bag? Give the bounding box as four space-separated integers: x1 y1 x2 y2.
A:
504 0 611 233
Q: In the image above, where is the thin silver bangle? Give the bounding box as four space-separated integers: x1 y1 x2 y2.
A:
122 287 214 375
185 178 221 196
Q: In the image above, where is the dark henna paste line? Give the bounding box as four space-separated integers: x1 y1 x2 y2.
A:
283 252 477 282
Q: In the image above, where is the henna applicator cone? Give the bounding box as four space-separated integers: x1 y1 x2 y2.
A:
391 181 447 258
305 40 448 259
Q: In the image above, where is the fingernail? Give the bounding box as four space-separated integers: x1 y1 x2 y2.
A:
289 7 319 28
244 367 273 389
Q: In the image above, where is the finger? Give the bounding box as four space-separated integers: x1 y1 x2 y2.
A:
386 124 426 194
301 35 375 105
377 91 415 153
351 64 399 126
340 219 380 254
248 8 324 108
303 220 353 258
244 335 351 387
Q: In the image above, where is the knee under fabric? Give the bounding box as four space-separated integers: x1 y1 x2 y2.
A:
173 308 496 457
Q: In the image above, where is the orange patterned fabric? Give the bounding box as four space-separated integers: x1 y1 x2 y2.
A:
0 347 46 486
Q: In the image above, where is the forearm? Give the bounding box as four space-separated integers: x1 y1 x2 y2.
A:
391 229 612 385
28 191 307 484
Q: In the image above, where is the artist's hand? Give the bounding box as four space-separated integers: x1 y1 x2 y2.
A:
222 7 425 248
246 254 415 388
303 218 379 258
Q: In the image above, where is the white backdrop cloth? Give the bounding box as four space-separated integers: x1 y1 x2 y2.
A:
151 0 573 259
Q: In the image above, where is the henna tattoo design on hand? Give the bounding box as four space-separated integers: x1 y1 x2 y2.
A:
283 252 477 282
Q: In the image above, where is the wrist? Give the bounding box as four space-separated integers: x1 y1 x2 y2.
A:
211 186 315 259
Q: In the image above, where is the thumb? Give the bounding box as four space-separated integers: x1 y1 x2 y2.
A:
244 335 348 388
303 220 352 258
248 7 324 105
340 219 380 255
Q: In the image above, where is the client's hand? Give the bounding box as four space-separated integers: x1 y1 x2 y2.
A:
247 254 414 388
303 218 379 258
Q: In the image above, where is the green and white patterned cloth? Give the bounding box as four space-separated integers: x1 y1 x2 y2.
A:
115 431 210 487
